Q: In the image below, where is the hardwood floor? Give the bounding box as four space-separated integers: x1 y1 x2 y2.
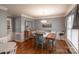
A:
16 39 71 54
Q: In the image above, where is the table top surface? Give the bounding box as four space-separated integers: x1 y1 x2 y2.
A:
47 33 56 38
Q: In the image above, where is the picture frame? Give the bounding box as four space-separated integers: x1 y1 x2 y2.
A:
42 24 51 28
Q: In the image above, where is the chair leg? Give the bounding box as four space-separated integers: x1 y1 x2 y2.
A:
41 44 43 53
46 44 49 53
42 44 43 49
53 40 56 53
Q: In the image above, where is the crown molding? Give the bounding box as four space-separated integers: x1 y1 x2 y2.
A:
65 4 76 16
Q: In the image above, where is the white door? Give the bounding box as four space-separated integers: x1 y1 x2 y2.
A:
6 18 12 41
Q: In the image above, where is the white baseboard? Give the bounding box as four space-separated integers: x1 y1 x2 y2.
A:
14 39 24 42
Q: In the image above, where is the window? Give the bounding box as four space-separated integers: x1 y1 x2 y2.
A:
67 15 73 42
71 30 78 50
67 14 78 52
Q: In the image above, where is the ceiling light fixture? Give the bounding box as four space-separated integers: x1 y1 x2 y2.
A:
41 20 47 24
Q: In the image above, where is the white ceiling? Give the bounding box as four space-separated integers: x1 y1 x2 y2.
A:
0 4 76 19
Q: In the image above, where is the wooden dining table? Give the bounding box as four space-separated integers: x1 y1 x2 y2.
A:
32 32 56 51
46 33 56 40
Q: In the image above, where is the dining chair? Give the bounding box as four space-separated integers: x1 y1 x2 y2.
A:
35 33 46 49
46 33 56 53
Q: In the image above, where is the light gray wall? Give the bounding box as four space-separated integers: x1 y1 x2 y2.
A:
12 16 26 33
12 16 33 41
0 10 7 38
15 16 21 32
21 16 26 32
25 18 35 31
12 16 23 40
34 17 65 32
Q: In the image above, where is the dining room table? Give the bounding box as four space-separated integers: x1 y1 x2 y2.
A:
32 31 56 51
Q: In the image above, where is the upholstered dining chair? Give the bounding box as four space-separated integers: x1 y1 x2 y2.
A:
35 33 46 49
46 33 56 53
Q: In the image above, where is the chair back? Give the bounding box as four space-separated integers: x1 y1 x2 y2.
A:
47 33 56 46
35 33 45 44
